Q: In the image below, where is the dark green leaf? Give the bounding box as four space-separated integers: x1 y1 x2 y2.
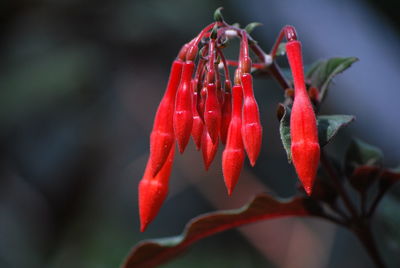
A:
122 194 317 268
277 104 292 162
306 57 358 102
345 139 383 176
317 115 355 146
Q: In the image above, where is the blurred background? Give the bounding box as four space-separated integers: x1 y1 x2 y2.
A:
1 0 400 267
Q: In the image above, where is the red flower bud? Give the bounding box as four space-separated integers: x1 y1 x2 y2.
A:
138 146 175 232
204 83 221 144
174 61 195 153
241 73 263 166
201 129 219 170
220 90 232 145
222 85 245 195
149 59 183 176
197 87 207 121
286 40 320 195
191 89 203 150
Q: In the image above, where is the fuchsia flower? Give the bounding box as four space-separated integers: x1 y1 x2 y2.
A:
138 22 320 230
149 59 182 176
139 146 175 232
173 61 195 153
222 85 245 195
285 28 320 196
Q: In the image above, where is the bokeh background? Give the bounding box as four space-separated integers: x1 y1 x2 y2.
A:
1 0 400 267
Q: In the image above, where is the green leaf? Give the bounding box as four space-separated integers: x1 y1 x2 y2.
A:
278 106 354 162
317 115 355 146
306 57 358 102
213 7 224 22
345 139 383 176
245 22 262 34
277 104 292 162
276 42 287 56
122 194 318 268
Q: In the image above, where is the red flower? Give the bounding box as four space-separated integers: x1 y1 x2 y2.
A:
174 61 195 153
286 40 320 195
138 146 175 232
149 59 183 176
222 85 245 195
204 83 222 144
241 73 263 166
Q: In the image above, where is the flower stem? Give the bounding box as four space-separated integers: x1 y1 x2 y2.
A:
353 223 387 268
320 151 358 218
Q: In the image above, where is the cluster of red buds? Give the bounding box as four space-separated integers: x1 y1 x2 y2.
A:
138 13 320 231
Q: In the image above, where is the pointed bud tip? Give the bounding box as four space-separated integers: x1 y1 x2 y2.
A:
304 185 313 196
140 222 148 232
227 186 236 196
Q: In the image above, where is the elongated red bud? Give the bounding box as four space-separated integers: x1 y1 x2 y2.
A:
201 129 219 170
139 146 175 232
241 73 263 166
204 83 221 144
191 90 203 150
220 90 232 145
174 61 195 153
222 85 245 195
150 60 183 176
197 87 207 121
286 40 320 196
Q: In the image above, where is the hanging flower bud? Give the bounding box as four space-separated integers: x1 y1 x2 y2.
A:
204 83 221 144
220 81 232 145
241 73 263 166
174 61 195 153
286 40 320 196
138 146 175 232
150 59 183 176
197 87 207 122
201 129 219 170
222 85 245 195
191 89 203 150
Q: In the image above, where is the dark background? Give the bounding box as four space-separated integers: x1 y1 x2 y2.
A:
1 0 399 267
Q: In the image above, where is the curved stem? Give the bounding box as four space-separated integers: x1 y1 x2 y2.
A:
320 151 359 218
267 61 291 90
354 224 387 268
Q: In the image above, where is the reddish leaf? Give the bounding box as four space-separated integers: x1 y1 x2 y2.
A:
122 194 320 268
379 166 400 191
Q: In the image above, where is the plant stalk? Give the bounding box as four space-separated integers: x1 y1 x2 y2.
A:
353 224 386 268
